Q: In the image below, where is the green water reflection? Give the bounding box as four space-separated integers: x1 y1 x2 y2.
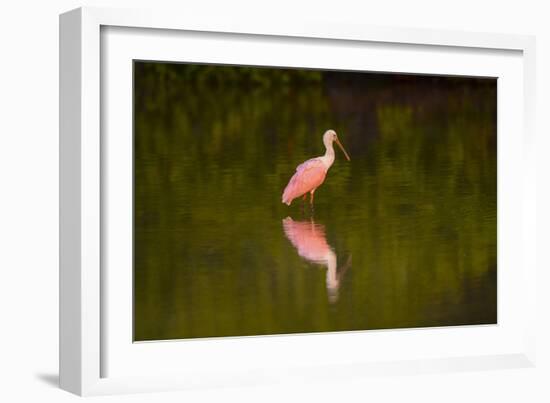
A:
134 63 497 341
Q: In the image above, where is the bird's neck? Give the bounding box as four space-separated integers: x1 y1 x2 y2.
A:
320 142 335 169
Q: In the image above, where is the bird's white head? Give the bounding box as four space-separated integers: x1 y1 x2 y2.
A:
323 129 351 161
323 129 338 144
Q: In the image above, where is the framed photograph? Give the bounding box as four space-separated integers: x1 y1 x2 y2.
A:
60 7 537 396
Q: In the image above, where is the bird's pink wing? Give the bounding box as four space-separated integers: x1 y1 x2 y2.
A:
282 158 327 205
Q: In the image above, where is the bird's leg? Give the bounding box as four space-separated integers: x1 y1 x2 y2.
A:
300 193 307 215
310 190 315 206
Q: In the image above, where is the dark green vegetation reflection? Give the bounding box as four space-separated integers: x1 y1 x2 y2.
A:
134 62 497 341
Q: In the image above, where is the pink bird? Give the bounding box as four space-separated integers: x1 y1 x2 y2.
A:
282 129 350 206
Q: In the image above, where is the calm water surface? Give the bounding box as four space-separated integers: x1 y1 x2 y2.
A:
134 67 496 341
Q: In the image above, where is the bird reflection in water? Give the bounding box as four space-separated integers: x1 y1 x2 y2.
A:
282 217 352 303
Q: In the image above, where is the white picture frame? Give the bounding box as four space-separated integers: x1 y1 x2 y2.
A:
59 6 537 396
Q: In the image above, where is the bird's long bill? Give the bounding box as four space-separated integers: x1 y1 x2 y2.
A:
335 138 351 161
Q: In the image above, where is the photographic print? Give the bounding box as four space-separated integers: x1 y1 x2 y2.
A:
133 61 497 341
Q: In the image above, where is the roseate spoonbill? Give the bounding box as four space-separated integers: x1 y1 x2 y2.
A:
282 129 350 206
282 217 352 303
